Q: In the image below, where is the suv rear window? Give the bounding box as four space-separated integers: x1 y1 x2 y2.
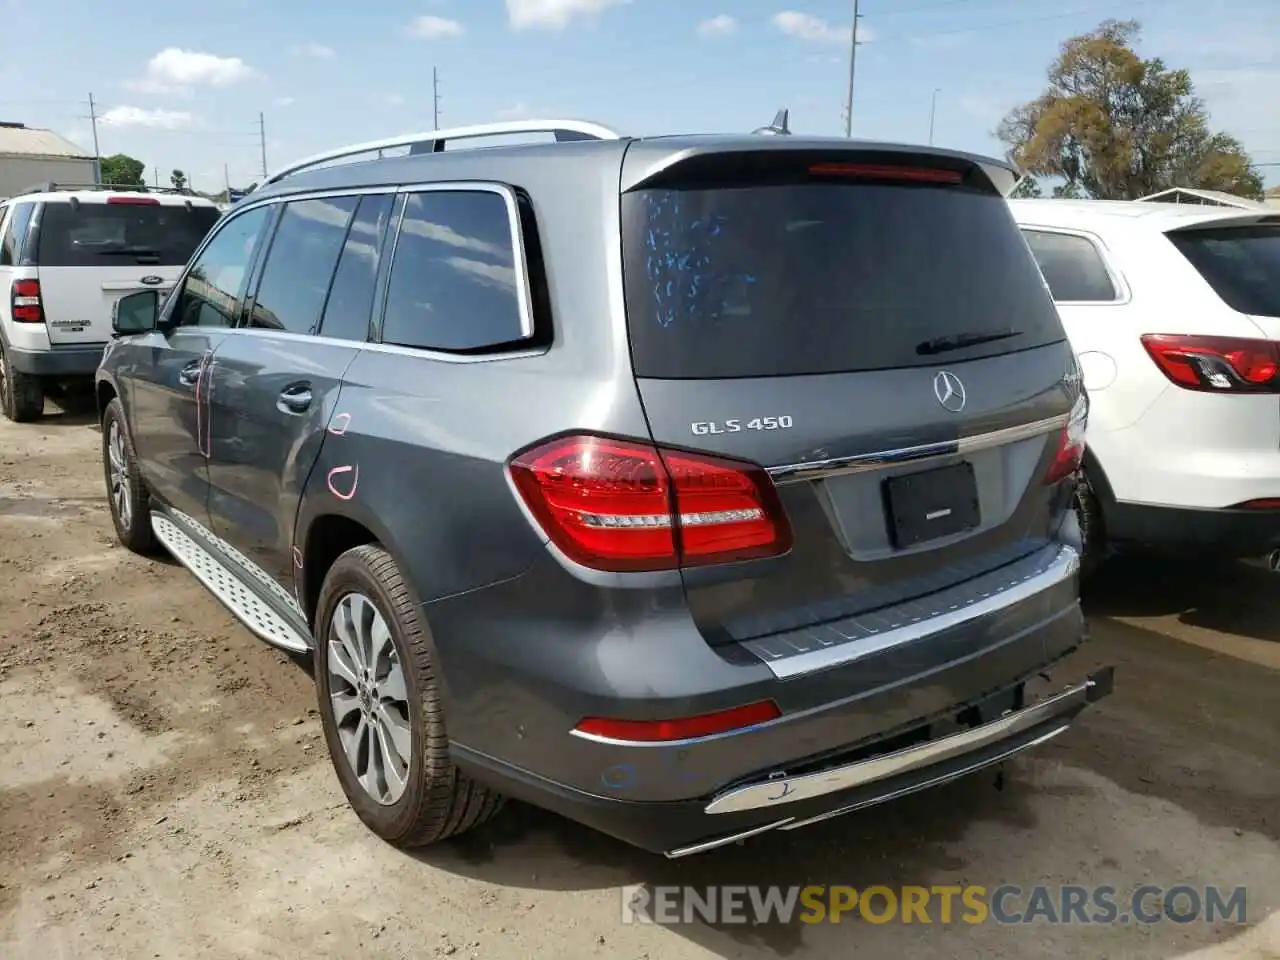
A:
35 201 220 267
1167 224 1280 318
620 183 1064 379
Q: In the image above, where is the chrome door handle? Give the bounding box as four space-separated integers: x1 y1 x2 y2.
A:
278 385 313 413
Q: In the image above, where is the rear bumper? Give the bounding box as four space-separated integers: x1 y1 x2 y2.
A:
5 341 106 376
1106 500 1280 557
456 664 1113 856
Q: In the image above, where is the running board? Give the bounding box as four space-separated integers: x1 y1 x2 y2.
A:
151 514 311 653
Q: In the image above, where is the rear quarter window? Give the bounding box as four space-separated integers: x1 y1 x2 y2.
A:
1020 229 1119 303
620 182 1065 379
35 201 220 267
1167 225 1280 318
1 203 34 266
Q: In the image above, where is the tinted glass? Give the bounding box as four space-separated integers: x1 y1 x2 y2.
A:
249 196 359 334
1 203 34 266
621 184 1064 379
381 190 526 351
1168 225 1280 318
36 201 219 267
171 206 270 328
318 193 394 342
1021 229 1118 302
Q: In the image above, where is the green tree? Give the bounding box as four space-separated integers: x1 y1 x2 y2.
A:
1009 176 1043 198
99 154 146 188
170 169 188 191
997 19 1264 200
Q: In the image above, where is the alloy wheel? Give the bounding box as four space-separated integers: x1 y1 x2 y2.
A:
327 592 413 805
106 419 132 530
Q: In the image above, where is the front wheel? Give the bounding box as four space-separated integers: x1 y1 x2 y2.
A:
314 544 504 848
101 398 156 553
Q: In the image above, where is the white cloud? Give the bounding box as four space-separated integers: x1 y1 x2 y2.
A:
99 106 195 129
385 93 406 107
506 0 627 31
697 15 736 37
407 15 464 39
273 96 296 108
291 42 335 58
126 48 255 95
771 11 850 45
497 102 534 120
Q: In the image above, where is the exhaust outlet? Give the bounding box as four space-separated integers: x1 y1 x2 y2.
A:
1267 549 1280 573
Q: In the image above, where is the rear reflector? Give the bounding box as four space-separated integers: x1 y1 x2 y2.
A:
808 162 962 184
1140 334 1280 393
10 278 42 323
574 700 782 742
107 195 160 205
508 433 792 572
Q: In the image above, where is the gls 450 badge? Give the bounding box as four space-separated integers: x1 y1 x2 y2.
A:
691 416 794 436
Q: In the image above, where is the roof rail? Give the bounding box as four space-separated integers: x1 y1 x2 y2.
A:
257 118 625 190
18 181 194 197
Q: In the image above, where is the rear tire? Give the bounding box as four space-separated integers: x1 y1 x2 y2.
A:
314 544 504 848
1074 469 1106 582
101 398 156 554
0 341 44 422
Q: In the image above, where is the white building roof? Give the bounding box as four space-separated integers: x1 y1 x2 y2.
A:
0 123 94 160
1135 187 1266 210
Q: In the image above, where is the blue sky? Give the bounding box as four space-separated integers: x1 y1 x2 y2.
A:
3 0 1277 191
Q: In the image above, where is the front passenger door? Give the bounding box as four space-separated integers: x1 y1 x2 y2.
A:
126 205 273 524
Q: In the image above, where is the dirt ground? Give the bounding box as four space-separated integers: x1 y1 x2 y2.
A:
1 398 1278 960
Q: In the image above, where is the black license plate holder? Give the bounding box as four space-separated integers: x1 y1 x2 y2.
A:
883 462 981 548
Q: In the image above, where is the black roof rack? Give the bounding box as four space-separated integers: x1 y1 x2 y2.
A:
17 181 196 197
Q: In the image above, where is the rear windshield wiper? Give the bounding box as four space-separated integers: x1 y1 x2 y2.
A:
916 330 1023 355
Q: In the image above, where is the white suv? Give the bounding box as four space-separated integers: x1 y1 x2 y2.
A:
1010 198 1280 570
0 185 220 421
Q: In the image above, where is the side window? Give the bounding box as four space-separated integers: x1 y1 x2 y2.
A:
381 189 529 352
171 206 271 328
0 203 34 267
248 196 359 334
317 193 395 342
1021 229 1119 303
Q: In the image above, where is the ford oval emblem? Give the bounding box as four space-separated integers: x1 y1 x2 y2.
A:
140 275 163 285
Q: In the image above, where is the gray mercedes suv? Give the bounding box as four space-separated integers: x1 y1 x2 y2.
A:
95 116 1111 858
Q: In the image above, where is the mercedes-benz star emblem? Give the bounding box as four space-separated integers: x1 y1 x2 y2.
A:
933 370 967 413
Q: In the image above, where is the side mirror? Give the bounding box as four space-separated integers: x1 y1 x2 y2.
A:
112 290 159 336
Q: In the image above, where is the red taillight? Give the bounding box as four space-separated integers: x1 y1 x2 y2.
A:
10 278 42 323
574 700 781 742
107 195 160 205
1140 334 1280 393
1043 395 1087 485
808 162 963 184
1232 498 1280 510
508 434 792 572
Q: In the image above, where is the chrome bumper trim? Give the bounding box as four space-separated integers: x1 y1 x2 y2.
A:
747 544 1079 680
704 673 1100 816
766 413 1069 485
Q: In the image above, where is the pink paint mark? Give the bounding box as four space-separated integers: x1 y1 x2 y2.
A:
328 412 352 436
327 464 359 501
292 546 303 568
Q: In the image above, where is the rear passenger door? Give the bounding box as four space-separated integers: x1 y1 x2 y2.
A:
1020 227 1131 430
206 192 395 593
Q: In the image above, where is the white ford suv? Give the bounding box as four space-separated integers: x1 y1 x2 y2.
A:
1010 198 1280 571
0 184 220 421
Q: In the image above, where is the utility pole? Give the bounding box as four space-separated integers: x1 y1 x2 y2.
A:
88 92 103 184
843 0 861 137
928 88 941 145
224 163 231 200
432 67 441 128
258 112 268 178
